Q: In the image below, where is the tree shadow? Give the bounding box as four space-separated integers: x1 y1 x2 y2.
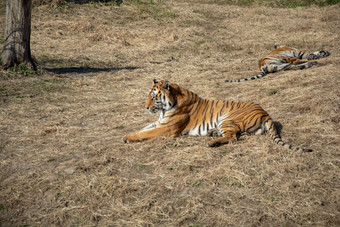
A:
65 0 122 4
44 66 139 75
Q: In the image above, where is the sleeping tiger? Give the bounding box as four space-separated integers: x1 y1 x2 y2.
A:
225 43 330 82
123 79 312 152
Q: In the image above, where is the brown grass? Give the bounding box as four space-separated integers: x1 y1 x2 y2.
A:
1 1 340 226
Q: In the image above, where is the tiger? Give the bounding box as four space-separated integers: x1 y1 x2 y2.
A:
123 79 312 152
225 43 330 82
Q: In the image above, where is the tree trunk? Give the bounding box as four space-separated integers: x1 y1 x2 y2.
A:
1 0 36 70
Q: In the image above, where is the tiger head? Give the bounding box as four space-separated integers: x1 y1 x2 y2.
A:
145 79 176 114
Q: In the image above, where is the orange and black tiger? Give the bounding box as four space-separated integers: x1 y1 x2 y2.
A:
225 43 330 82
123 79 312 152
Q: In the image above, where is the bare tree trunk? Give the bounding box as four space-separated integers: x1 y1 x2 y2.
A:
1 0 36 70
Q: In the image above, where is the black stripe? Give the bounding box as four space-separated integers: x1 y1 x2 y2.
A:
229 101 235 112
189 97 202 114
246 118 259 132
202 106 209 121
219 102 226 116
210 109 214 127
186 89 190 97
193 119 199 129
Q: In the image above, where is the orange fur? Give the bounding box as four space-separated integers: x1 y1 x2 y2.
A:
123 80 312 152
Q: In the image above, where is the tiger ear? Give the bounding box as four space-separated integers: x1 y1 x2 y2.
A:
163 81 170 90
153 79 158 84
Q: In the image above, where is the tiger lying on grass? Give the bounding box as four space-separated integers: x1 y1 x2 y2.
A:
225 43 330 82
123 79 312 152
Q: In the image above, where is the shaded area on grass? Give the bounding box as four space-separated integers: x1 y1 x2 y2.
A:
37 56 140 75
44 66 140 74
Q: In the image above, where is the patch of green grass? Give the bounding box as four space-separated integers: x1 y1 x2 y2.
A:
114 125 125 129
188 224 202 227
189 166 200 174
225 199 231 206
0 0 5 15
55 192 62 201
267 87 282 96
236 0 254 5
126 0 177 19
9 63 37 77
193 180 202 187
172 142 184 147
47 157 57 162
223 177 244 188
41 82 60 92
35 79 67 93
160 11 176 18
231 181 244 188
193 9 205 18
264 195 282 202
220 151 228 156
136 163 148 170
197 40 207 45
0 204 4 211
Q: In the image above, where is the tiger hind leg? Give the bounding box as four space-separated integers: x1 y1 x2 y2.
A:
288 61 318 70
207 128 222 137
207 130 237 147
254 127 265 135
305 50 330 60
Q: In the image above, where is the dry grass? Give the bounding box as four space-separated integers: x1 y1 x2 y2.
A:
1 0 340 226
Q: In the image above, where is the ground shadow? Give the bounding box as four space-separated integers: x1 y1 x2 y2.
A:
274 121 283 137
44 66 139 75
65 0 122 4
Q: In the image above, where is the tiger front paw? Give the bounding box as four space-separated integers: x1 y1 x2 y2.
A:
122 133 135 144
122 136 130 144
122 136 129 144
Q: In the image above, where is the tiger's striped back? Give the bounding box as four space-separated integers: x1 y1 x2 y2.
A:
133 80 312 152
225 43 330 83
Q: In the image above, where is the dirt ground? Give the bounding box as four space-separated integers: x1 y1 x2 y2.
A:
1 0 340 226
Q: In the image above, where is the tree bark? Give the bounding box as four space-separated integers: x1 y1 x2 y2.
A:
1 0 36 70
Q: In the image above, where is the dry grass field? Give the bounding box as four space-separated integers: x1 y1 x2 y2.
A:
1 0 340 226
